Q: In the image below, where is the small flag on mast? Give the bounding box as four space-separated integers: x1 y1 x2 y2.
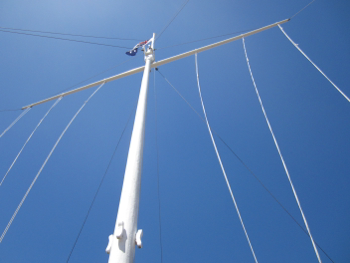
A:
126 40 150 56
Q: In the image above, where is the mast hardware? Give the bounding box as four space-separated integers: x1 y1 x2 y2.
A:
144 43 155 63
116 221 124 239
105 235 114 254
105 221 124 254
135 229 143 249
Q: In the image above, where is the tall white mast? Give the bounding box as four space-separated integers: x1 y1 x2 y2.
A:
17 18 290 263
105 33 156 263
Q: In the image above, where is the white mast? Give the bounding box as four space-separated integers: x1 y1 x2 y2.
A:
105 33 155 263
17 18 290 263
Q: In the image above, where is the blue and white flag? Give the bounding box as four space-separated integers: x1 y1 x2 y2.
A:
126 47 139 56
126 40 150 56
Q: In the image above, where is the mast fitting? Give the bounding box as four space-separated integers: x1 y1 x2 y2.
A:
135 229 143 248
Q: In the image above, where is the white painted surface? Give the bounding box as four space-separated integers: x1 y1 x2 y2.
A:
22 20 288 109
107 43 154 263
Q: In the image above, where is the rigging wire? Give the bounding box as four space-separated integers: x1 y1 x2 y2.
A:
195 53 259 263
0 82 105 243
157 0 317 51
156 0 190 40
1 56 137 113
66 105 135 263
278 24 349 102
153 70 164 263
217 145 336 263
1 48 136 113
0 98 62 187
155 68 335 263
0 108 22 113
0 29 132 49
0 26 142 41
242 37 323 263
157 29 254 50
290 0 317 19
53 56 138 96
0 107 31 138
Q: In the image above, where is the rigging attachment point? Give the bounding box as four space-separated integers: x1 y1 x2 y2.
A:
115 221 124 239
135 229 143 248
105 235 114 254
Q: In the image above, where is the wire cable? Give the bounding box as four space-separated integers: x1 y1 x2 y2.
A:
278 24 349 102
153 70 164 263
0 107 31 138
290 0 317 19
53 56 138 96
242 37 322 263
195 53 259 263
0 26 142 41
2 58 136 114
0 29 131 49
157 29 254 50
0 108 22 113
155 68 335 263
0 98 62 187
156 0 190 40
66 105 134 263
0 82 104 243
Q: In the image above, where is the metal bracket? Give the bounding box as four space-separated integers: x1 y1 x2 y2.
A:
105 234 114 254
135 229 143 248
144 45 155 63
116 221 124 239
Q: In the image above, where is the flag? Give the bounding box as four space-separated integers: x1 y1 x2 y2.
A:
126 40 150 56
126 47 139 56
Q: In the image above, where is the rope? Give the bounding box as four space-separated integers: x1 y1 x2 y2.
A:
0 107 31 138
153 70 164 263
278 25 349 103
0 83 104 243
66 104 134 262
290 0 317 20
156 68 335 263
0 29 132 49
195 53 259 263
0 98 62 187
0 26 143 41
156 0 190 40
242 37 322 263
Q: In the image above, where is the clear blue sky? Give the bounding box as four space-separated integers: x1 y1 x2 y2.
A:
0 0 349 262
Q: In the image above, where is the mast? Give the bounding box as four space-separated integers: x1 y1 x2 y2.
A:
105 33 155 263
14 18 290 262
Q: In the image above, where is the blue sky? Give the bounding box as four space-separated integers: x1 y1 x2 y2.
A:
0 0 349 262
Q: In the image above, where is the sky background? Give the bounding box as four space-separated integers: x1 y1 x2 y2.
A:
0 0 349 262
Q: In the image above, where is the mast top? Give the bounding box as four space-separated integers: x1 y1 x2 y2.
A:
143 33 156 63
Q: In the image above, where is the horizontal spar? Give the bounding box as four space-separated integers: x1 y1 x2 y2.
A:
152 18 290 68
22 66 145 109
22 18 289 109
